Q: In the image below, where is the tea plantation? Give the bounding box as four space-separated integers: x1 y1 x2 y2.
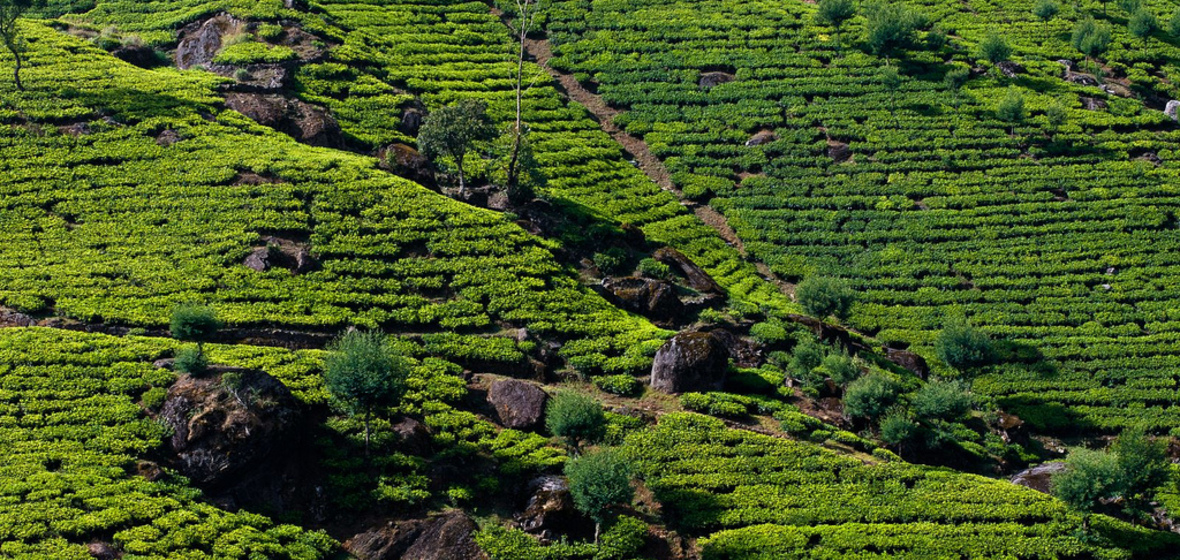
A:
2 0 1180 557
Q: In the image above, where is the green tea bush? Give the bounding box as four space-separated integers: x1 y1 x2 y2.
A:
594 374 642 396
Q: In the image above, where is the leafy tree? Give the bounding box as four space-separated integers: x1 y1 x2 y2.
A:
911 379 972 421
816 0 856 50
944 66 970 125
170 303 221 361
417 99 496 195
1052 448 1123 531
1111 425 1171 513
879 65 902 122
864 2 926 57
545 391 606 451
565 448 634 543
322 330 409 455
935 318 996 370
976 32 1011 74
879 409 920 454
843 373 901 420
796 276 856 321
1033 0 1059 26
1170 9 1180 38
1118 0 1141 14
1072 18 1112 77
822 353 861 385
1129 9 1158 45
788 336 825 382
174 347 209 376
1045 101 1067 137
0 0 43 91
996 87 1026 134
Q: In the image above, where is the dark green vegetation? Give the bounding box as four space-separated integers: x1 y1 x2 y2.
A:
3 0 1180 557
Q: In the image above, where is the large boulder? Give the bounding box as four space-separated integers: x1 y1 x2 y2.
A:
996 60 1025 78
159 369 301 487
698 71 735 89
602 276 684 324
513 476 592 541
1166 100 1180 122
1080 97 1108 111
1010 462 1066 494
176 14 246 70
882 346 930 380
652 247 723 294
487 379 548 430
379 143 435 187
224 93 345 148
345 511 488 560
745 130 777 147
242 236 318 274
651 331 730 394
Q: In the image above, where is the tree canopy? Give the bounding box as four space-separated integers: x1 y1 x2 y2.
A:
322 330 410 453
417 98 496 194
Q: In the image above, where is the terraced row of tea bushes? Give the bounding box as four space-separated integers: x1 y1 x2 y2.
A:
624 413 1180 559
544 0 1180 430
0 328 337 559
0 24 667 373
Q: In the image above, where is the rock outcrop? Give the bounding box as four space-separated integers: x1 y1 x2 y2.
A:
487 379 548 430
882 346 930 379
1166 100 1180 121
698 71 734 89
345 511 488 560
745 129 777 147
1010 462 1066 494
379 143 434 187
176 14 247 70
601 276 684 324
513 476 591 541
652 247 723 295
651 331 730 393
158 369 301 487
243 236 318 274
224 93 345 148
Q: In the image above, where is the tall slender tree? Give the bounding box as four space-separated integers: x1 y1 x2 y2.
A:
501 0 544 197
0 0 44 91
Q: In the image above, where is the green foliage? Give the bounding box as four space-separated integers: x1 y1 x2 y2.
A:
1052 449 1123 515
212 41 297 64
749 319 789 346
843 373 900 420
879 409 919 446
814 0 855 30
592 247 629 275
636 257 671 279
996 88 1025 126
1111 425 1172 508
1072 18 1112 59
1045 101 1067 129
565 448 634 524
417 98 496 191
595 515 648 560
1170 9 1180 38
169 303 220 347
1129 9 1158 43
820 353 860 385
1032 0 1058 23
174 346 208 375
934 320 996 371
976 32 1011 66
0 0 45 90
546 391 607 449
322 330 409 448
594 374 642 396
911 379 972 421
863 2 926 56
795 276 855 320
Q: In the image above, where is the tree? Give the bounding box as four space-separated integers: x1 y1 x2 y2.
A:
864 2 926 57
1170 9 1180 38
944 67 970 127
879 65 902 122
500 0 544 198
565 448 634 543
1033 0 1059 27
935 319 996 370
545 391 606 451
0 0 43 91
1052 448 1123 531
816 0 856 50
1045 101 1067 138
796 276 856 321
879 409 919 455
821 353 861 385
911 379 972 421
996 87 1025 135
1071 18 1112 77
976 32 1011 77
322 330 409 456
1118 0 1141 14
170 303 221 360
1129 9 1158 45
843 373 901 420
417 99 496 196
1111 425 1171 513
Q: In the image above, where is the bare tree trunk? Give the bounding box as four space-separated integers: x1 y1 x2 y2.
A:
507 27 525 192
593 522 600 545
12 49 22 92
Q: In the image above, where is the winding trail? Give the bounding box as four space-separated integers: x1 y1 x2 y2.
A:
522 35 795 298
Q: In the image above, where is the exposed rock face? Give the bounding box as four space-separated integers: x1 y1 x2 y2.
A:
1166 100 1180 121
159 369 300 487
379 143 434 187
487 379 548 430
827 140 851 163
704 328 763 369
87 542 120 560
996 60 1025 78
242 236 318 274
0 307 35 327
882 346 929 379
652 247 723 295
698 71 734 89
602 276 684 324
1010 462 1066 494
745 129 777 147
651 331 730 394
1065 72 1101 88
391 416 433 455
786 313 871 354
513 476 591 541
345 511 488 560
224 92 345 148
155 129 181 147
176 14 246 70
399 107 426 137
230 64 293 92
1080 97 1108 111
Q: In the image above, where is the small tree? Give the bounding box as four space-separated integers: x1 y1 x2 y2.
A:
976 32 1011 77
1118 0 1141 14
1045 101 1067 139
1071 18 1112 77
879 65 902 123
843 373 901 420
1052 448 1123 532
1170 9 1180 38
417 99 497 196
879 409 919 455
545 391 606 452
170 303 221 361
815 0 856 50
934 319 996 371
565 448 634 543
996 87 1025 135
1129 9 1158 46
1111 425 1172 514
499 0 544 197
911 379 972 421
0 0 44 91
796 276 856 321
864 2 925 57
1033 0 1059 28
322 330 409 456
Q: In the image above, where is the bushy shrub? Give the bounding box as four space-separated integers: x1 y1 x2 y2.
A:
912 379 973 421
566 449 634 538
170 303 220 349
593 248 629 275
546 391 607 449
843 374 901 420
935 320 996 370
750 320 789 346
796 276 855 320
879 410 919 446
821 353 860 385
636 257 671 279
596 516 648 559
595 374 642 396
174 346 208 375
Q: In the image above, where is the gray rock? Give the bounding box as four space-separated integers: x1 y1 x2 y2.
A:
651 331 730 394
652 247 724 294
827 141 851 163
1080 97 1108 111
176 14 246 70
514 476 591 540
745 129 778 147
487 379 548 430
997 60 1025 78
224 92 345 148
1011 462 1066 494
346 511 487 560
882 347 929 380
699 71 735 89
601 276 684 324
1166 100 1180 121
